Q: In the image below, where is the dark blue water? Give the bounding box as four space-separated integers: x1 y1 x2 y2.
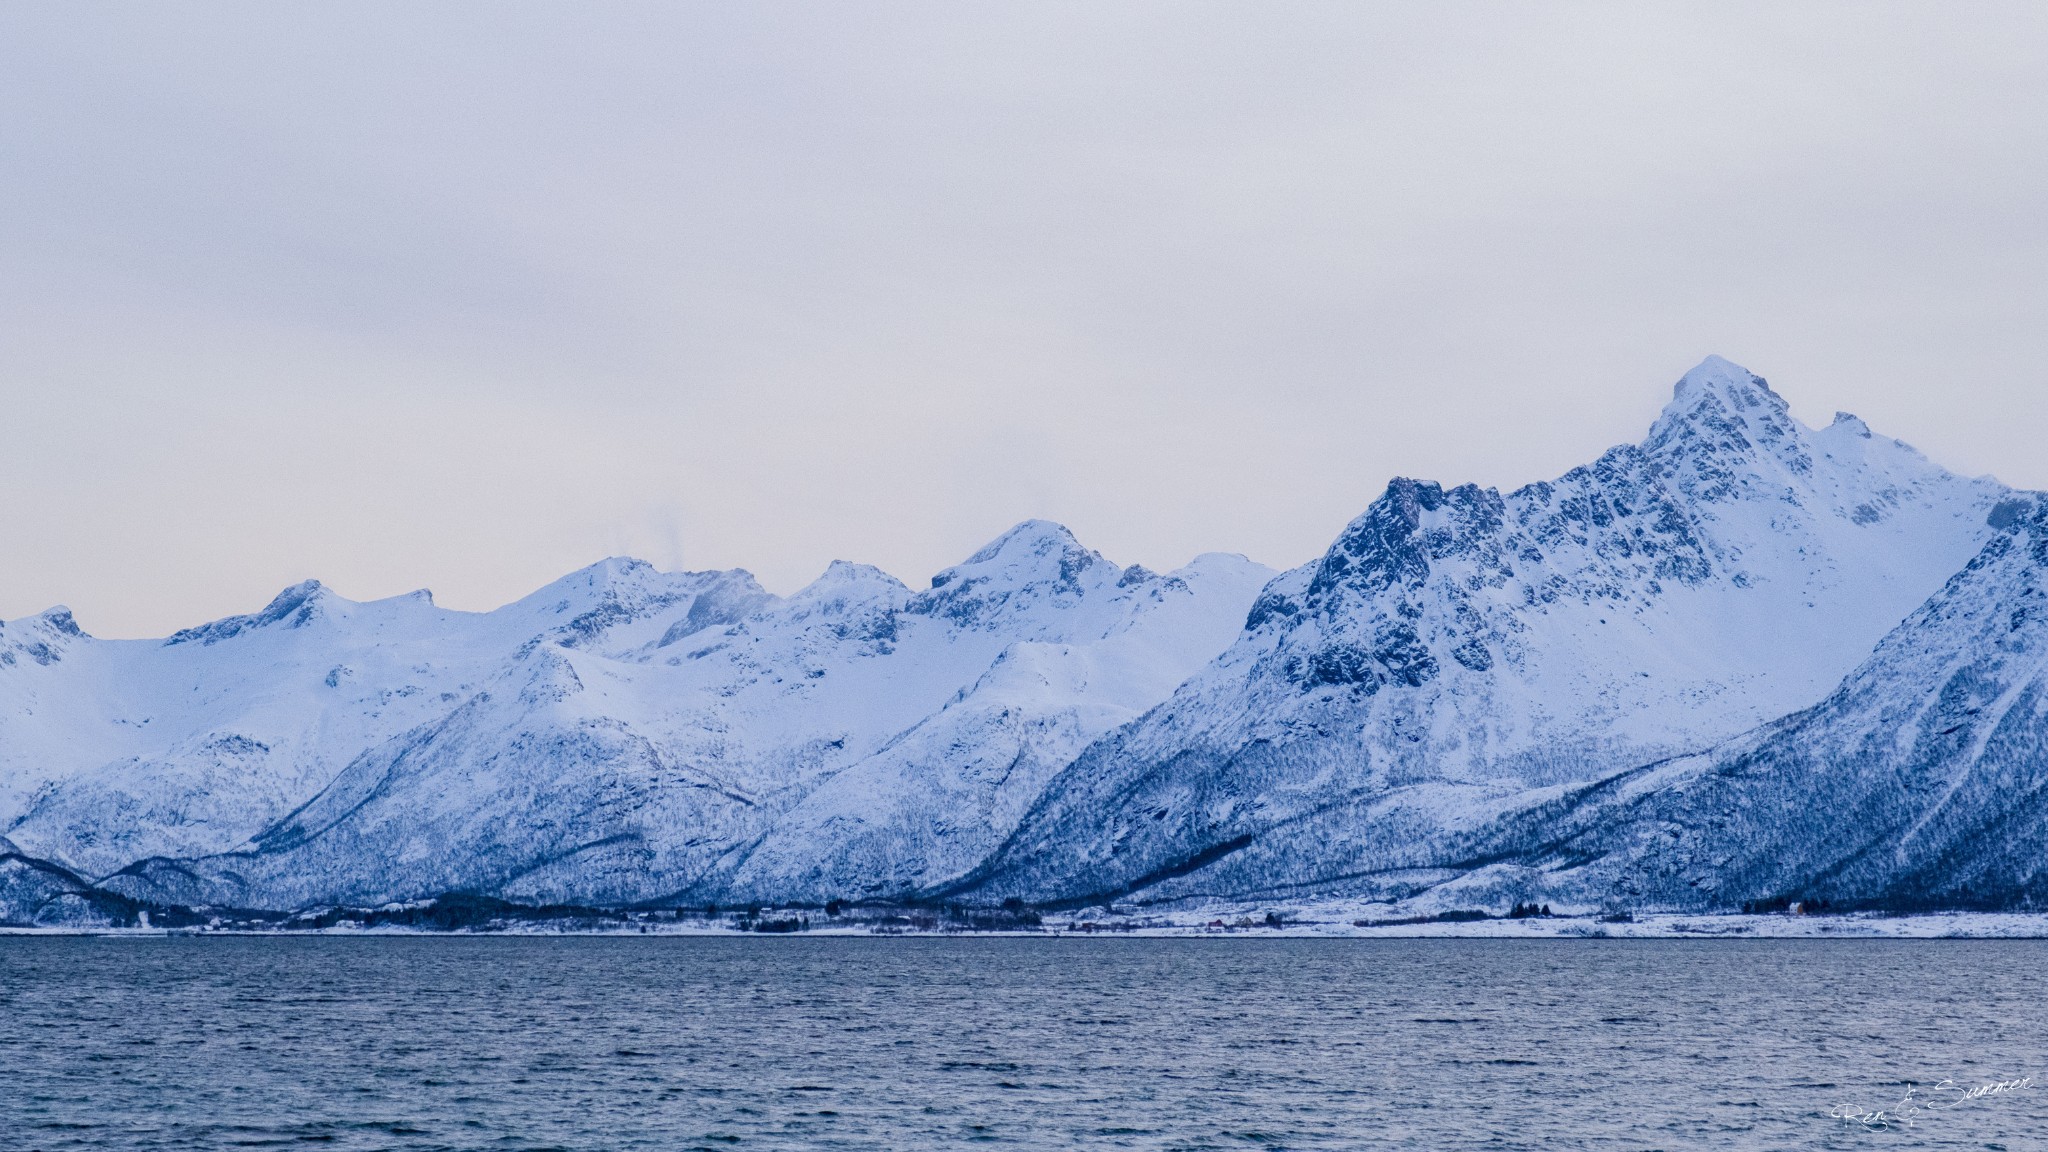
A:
2 936 2045 1150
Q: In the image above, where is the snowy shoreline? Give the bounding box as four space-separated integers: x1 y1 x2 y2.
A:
8 911 2048 940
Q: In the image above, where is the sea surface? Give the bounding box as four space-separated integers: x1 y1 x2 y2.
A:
3 935 2045 1150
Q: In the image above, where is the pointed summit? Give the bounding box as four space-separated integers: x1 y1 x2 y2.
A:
910 520 1119 629
934 521 1110 591
960 519 1087 567
1648 356 1791 442
1641 356 1813 491
1674 353 1763 394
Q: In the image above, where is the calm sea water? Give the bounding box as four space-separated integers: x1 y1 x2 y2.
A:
3 935 2045 1151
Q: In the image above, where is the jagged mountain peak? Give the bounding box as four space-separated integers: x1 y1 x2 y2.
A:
1829 410 1874 439
937 520 1114 586
1117 563 1158 587
30 606 86 639
1301 478 1504 606
909 520 1120 630
163 580 330 647
959 519 1087 566
260 578 329 611
1266 359 2007 673
1656 355 1782 422
1642 356 1812 484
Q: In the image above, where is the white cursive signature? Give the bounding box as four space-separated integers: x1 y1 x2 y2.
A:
1829 1075 2035 1130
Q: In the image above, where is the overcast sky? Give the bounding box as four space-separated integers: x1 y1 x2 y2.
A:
4 3 2046 637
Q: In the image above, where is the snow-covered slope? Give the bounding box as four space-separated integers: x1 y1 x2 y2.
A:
0 522 1270 915
708 551 1270 904
960 357 2012 907
0 562 770 879
1476 492 2048 913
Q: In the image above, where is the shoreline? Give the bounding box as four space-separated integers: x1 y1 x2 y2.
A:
8 910 2048 940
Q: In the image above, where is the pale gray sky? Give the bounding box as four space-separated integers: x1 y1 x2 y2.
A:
5 3 2046 637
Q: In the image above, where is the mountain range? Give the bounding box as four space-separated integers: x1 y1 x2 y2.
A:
4 356 2043 925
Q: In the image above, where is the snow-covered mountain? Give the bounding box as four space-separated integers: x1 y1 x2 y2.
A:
706 552 1271 905
956 357 2014 908
0 520 1271 918
4 354 2040 925
0 562 760 878
1464 492 2048 914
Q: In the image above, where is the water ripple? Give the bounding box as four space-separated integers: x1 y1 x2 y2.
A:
2 937 2045 1149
